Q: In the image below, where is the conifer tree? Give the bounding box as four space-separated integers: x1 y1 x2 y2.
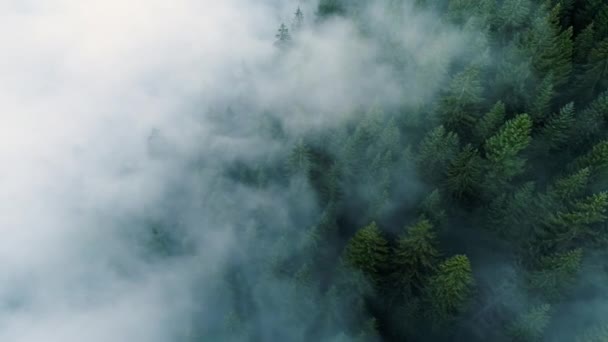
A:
576 323 608 342
446 144 483 200
439 66 484 132
292 7 304 32
392 218 440 294
574 23 596 65
286 139 312 177
425 255 474 325
417 126 460 183
475 101 506 143
577 39 608 98
529 75 555 122
419 189 447 227
274 23 292 49
528 248 582 301
537 102 575 150
483 114 533 192
344 222 390 283
507 304 552 342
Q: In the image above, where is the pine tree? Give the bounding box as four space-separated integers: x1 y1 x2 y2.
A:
528 248 582 301
540 192 608 249
537 102 575 151
569 140 608 180
344 222 390 283
575 92 608 147
274 23 292 49
439 67 484 133
497 0 532 30
417 126 460 183
292 7 304 32
574 23 596 65
526 4 573 88
425 255 474 325
317 0 345 18
419 189 447 227
507 304 552 342
576 323 608 342
483 114 533 192
529 75 555 122
286 139 312 176
577 39 608 98
594 4 608 41
392 218 440 295
475 101 506 143
446 144 483 200
548 167 591 202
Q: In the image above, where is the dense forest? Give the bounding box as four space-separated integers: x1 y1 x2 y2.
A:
145 0 608 341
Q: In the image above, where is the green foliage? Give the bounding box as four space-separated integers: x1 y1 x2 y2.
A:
420 189 447 227
425 255 474 324
446 144 483 199
570 140 608 179
529 75 554 122
392 218 440 294
286 139 312 177
528 248 582 301
574 23 596 64
483 114 533 191
526 4 573 88
537 102 575 150
548 167 591 201
439 66 484 132
576 323 608 342
317 0 345 18
577 39 608 98
344 222 390 283
475 101 506 142
507 304 552 342
542 192 608 248
497 0 531 29
417 126 460 182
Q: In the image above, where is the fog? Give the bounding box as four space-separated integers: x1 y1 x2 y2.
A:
0 1 478 341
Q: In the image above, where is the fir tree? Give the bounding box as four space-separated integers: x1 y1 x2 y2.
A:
507 304 552 342
274 23 292 49
417 126 460 183
474 101 506 143
528 248 582 301
446 144 483 200
344 222 390 283
577 39 608 98
392 218 440 295
483 114 533 192
292 7 304 32
425 255 474 325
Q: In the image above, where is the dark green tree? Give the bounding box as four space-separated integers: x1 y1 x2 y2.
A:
392 218 440 295
344 221 390 283
425 255 474 325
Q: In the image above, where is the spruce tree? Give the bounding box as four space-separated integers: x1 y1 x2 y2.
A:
274 23 292 49
392 218 440 294
425 255 474 325
506 304 552 342
344 222 390 283
483 114 533 192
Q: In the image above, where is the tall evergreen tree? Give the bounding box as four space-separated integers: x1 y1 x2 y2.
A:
425 255 474 325
392 218 440 295
344 222 390 283
274 23 292 49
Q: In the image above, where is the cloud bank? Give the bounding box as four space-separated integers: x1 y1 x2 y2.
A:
0 1 476 340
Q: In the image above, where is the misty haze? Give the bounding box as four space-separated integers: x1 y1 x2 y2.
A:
2 0 608 341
